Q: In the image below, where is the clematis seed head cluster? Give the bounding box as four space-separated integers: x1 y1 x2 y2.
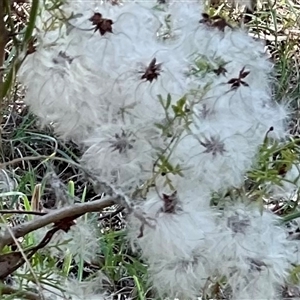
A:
18 0 300 298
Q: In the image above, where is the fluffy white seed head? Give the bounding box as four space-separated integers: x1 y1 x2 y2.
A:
209 200 296 299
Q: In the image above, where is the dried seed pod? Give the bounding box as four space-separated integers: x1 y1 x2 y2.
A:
89 12 113 36
141 58 162 83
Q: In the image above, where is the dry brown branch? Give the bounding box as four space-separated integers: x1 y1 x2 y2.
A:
0 217 45 298
0 196 116 251
0 216 79 279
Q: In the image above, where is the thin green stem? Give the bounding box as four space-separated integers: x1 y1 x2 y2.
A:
281 211 300 224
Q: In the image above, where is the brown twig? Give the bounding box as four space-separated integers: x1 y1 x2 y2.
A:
0 216 78 279
0 196 116 251
0 207 105 297
0 218 45 299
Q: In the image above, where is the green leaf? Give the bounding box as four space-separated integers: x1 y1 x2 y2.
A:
158 94 164 106
166 93 171 109
154 123 165 130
